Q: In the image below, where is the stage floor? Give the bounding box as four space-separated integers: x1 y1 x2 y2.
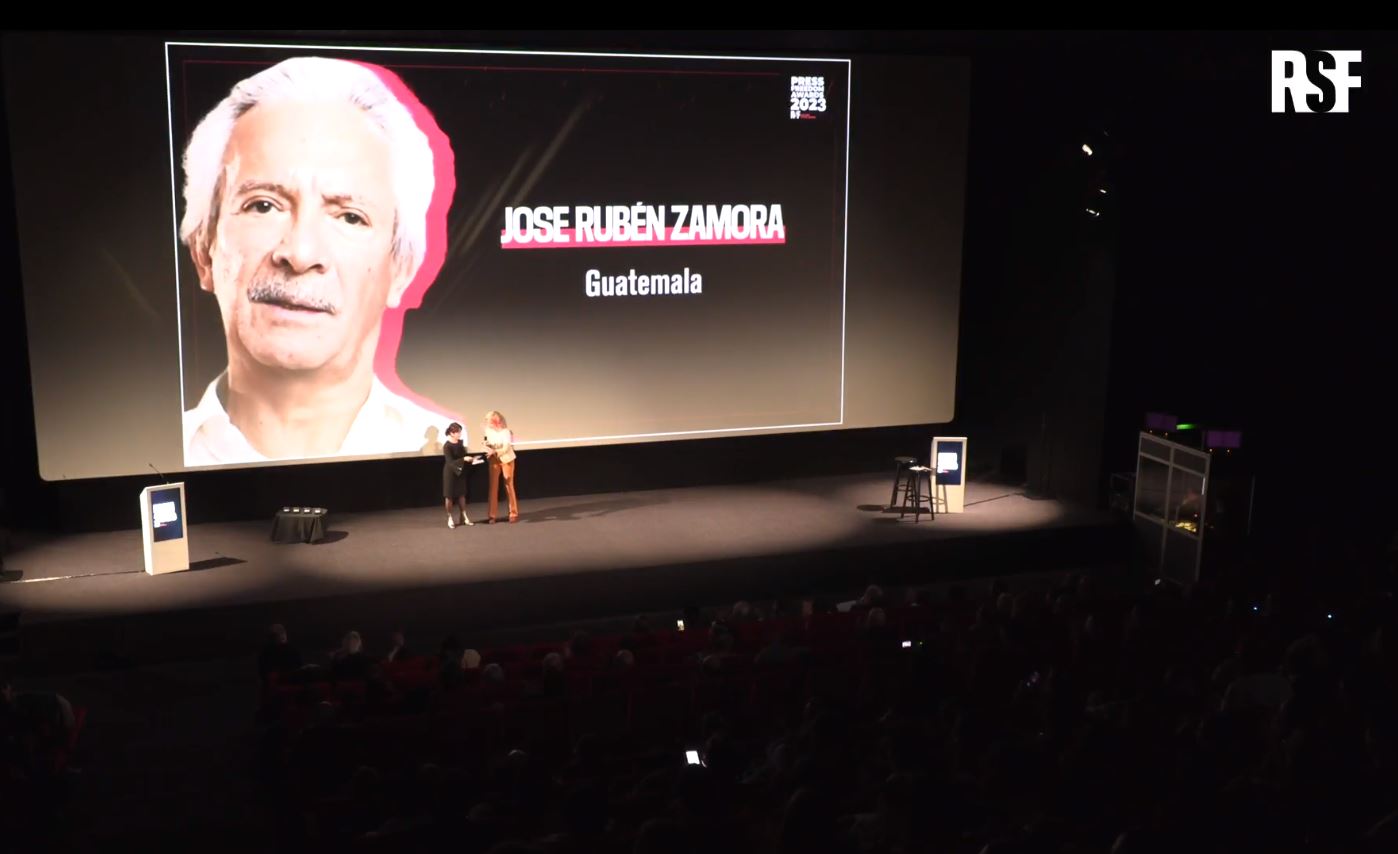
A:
1 473 1125 671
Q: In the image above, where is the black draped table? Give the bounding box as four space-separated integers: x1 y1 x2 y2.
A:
270 507 328 544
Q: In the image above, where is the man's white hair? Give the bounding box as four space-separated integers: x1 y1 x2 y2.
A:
179 56 434 278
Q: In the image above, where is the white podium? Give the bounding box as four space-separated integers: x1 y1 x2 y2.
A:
929 436 968 513
140 482 190 575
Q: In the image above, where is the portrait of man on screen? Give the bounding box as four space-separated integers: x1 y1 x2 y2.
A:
178 56 456 466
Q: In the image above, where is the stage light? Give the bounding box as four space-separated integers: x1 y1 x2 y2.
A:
1082 143 1094 156
1085 208 1101 217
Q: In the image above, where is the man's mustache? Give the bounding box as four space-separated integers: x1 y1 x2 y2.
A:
247 277 339 314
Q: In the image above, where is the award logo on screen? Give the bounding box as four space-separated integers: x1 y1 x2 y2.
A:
1270 51 1362 113
153 500 179 528
150 485 184 542
790 76 827 120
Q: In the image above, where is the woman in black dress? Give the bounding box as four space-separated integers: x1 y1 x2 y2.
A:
442 422 475 528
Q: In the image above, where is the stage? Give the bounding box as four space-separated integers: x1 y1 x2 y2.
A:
1 473 1127 672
